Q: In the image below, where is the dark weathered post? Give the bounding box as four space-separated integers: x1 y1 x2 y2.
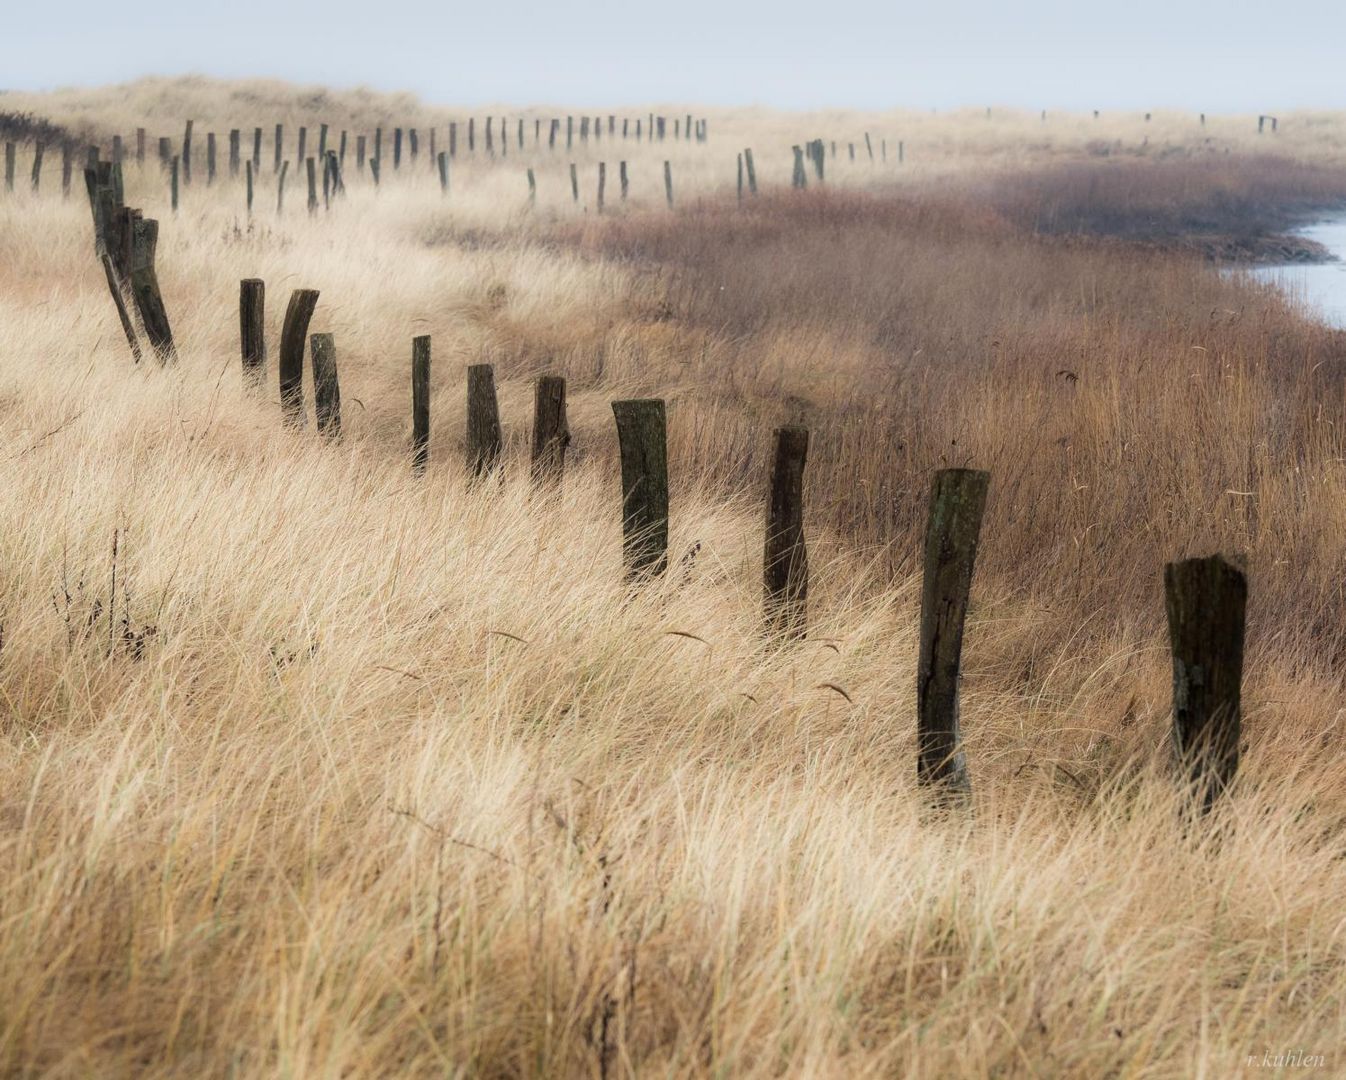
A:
158 136 171 167
4 143 13 191
437 152 449 193
374 127 383 163
899 140 905 164
612 399 669 581
468 118 475 152
136 128 146 164
240 278 265 389
744 148 757 194
549 118 558 149
1258 115 1265 134
318 123 329 162
619 160 628 200
597 161 606 211
370 158 381 186
764 426 809 637
527 167 536 203
229 129 240 177
310 333 341 437
916 468 989 802
297 126 307 167
274 123 283 172
393 127 403 169
737 152 743 202
428 127 436 163
30 142 43 191
865 132 874 161
125 213 176 362
569 162 579 202
276 159 289 213
182 119 193 184
791 146 806 189
411 335 431 472
486 117 494 153
206 132 217 184
253 127 262 172
112 134 123 165
170 156 179 211
61 143 72 196
357 135 367 170
246 161 254 214
450 121 458 157
848 142 855 161
1164 555 1246 814
279 288 319 426
306 157 318 214
663 160 673 207
531 375 569 484
409 127 418 162
466 364 503 477
338 129 347 167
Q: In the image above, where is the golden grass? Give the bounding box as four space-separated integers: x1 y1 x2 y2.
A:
0 77 1345 1076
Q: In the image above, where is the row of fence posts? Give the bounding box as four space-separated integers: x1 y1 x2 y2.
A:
240 276 1248 818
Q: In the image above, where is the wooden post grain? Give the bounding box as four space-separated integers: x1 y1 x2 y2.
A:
466 364 503 477
916 468 989 801
279 288 319 426
612 399 669 581
240 278 265 388
411 335 431 472
311 332 341 437
127 214 177 363
1165 555 1246 813
764 426 809 638
531 375 569 484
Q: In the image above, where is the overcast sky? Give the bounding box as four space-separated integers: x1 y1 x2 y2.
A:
7 0 1345 112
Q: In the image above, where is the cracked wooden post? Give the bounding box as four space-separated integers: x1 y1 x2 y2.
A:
764 426 809 639
663 160 673 207
411 335 431 473
916 468 989 803
466 364 503 477
613 399 669 582
1164 555 1246 814
279 288 319 426
276 159 289 213
311 333 341 438
127 213 177 363
531 375 569 485
240 278 265 389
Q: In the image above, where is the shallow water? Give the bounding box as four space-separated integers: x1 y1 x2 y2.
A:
1244 217 1346 328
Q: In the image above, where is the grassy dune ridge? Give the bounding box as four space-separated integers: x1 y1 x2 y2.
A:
0 78 1345 1075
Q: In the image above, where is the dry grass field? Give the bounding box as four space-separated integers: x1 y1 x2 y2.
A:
2 77 1346 1076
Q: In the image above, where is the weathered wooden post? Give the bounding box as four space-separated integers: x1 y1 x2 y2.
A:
306 157 318 214
744 148 757 194
916 468 989 802
899 140 905 164
791 146 806 189
566 115 573 148
338 129 347 167
549 118 559 149
411 335 431 473
136 128 146 164
112 134 123 165
466 364 503 477
393 127 403 169
310 333 341 437
4 143 14 191
62 143 72 196
229 129 240 176
182 119 193 184
428 127 435 164
569 162 579 202
297 126 307 166
764 426 809 638
865 132 874 161
848 142 855 161
319 123 329 162
1258 115 1265 134
276 160 289 213
486 117 494 153
449 121 458 157
274 124 283 172
468 118 475 152
597 161 606 212
1164 555 1246 814
253 127 262 172
437 152 449 193
357 135 367 170
245 161 254 215
207 132 217 184
30 142 43 191
159 136 171 168
374 127 383 163
170 156 179 211
531 375 569 484
612 399 669 581
122 211 176 362
409 127 418 162
279 288 319 426
812 139 825 181
619 160 629 201
370 158 381 186
663 160 673 207
737 152 743 202
527 167 536 203
240 278 265 389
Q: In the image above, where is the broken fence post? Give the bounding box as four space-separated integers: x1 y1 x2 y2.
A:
310 332 342 438
612 398 669 582
466 363 503 477
240 278 265 389
279 288 319 425
764 426 809 638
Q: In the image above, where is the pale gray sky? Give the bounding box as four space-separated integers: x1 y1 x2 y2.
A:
7 0 1345 111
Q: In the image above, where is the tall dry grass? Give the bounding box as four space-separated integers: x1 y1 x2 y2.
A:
0 79 1345 1076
